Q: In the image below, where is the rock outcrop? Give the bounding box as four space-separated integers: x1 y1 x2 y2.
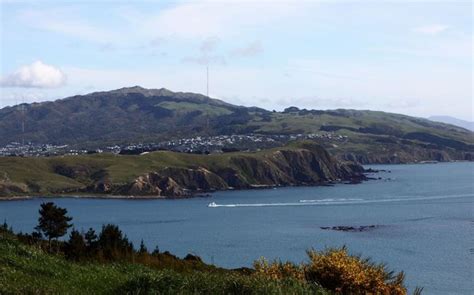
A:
114 173 188 197
0 182 29 197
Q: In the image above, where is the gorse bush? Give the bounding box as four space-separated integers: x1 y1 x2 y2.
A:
254 258 306 282
254 247 407 295
306 248 406 294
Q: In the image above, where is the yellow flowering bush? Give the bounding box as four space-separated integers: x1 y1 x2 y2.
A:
253 257 306 282
253 247 407 295
306 247 406 294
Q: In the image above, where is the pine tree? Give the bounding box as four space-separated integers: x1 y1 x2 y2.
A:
98 224 133 261
139 239 148 254
65 229 86 261
35 202 73 251
152 245 160 256
85 228 98 248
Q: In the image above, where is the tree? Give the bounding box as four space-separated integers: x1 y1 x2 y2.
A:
65 229 86 261
139 239 148 254
151 245 160 256
1 219 13 234
98 224 133 261
85 228 98 247
35 202 73 251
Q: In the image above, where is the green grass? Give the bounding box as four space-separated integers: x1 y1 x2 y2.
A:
253 110 473 144
0 233 326 294
158 101 233 116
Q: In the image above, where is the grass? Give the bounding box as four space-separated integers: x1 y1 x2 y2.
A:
253 110 473 144
158 101 233 116
0 232 326 294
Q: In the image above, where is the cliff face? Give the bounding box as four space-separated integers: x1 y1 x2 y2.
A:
338 148 472 164
85 144 366 197
0 142 366 198
115 173 187 197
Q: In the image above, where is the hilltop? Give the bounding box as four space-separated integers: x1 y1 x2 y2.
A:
0 86 473 163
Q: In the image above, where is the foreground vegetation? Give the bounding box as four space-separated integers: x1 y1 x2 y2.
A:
0 233 321 294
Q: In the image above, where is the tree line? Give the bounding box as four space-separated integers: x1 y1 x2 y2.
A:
2 202 206 269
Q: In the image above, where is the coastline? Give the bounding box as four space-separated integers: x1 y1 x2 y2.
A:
9 161 470 202
0 179 357 201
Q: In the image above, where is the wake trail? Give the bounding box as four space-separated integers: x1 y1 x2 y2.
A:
208 194 474 208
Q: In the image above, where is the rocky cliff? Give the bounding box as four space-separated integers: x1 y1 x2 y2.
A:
85 143 366 197
0 142 366 198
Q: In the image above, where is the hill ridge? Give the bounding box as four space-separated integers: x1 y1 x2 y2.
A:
0 86 472 163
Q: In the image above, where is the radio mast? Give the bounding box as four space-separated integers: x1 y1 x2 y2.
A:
20 97 26 146
205 65 210 137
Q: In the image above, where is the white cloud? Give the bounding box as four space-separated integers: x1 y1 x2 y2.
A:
414 24 449 35
141 2 303 39
0 61 67 88
19 8 120 43
17 2 312 46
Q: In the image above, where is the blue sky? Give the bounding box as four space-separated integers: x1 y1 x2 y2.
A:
0 0 472 120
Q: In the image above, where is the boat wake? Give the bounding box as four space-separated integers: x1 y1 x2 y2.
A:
299 198 363 203
207 194 473 208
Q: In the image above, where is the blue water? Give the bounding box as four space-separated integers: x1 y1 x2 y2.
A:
0 163 473 294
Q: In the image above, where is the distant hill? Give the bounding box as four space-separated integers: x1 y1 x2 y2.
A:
0 86 473 163
428 116 474 132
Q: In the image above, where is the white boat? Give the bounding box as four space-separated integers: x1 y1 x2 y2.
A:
208 202 218 208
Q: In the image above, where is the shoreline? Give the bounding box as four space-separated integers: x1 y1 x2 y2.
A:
0 179 357 202
6 162 470 202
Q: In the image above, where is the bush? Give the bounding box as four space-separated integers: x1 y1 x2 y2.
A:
253 247 407 295
306 247 406 294
254 258 305 282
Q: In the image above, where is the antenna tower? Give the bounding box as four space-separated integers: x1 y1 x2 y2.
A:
205 66 210 136
206 65 209 97
20 97 26 146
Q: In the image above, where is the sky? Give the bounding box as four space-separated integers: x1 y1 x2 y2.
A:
0 0 472 120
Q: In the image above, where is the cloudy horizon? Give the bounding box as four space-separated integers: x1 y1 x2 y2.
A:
0 0 472 120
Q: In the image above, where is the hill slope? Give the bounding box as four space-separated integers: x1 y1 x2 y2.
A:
1 86 472 163
0 142 365 198
0 231 323 295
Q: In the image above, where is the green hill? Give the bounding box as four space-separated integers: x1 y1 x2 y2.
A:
0 142 364 198
0 86 472 163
